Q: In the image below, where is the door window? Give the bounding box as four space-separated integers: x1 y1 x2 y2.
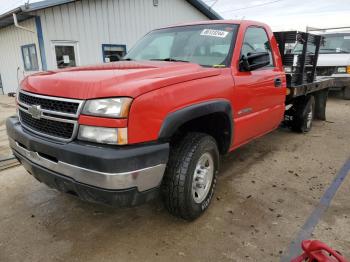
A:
53 42 78 69
241 27 274 67
102 45 127 62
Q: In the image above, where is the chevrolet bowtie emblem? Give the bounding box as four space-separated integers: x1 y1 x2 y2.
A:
28 105 42 119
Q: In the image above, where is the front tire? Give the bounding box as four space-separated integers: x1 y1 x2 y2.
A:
161 132 219 221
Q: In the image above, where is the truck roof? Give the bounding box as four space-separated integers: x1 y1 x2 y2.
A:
319 32 350 36
157 19 270 30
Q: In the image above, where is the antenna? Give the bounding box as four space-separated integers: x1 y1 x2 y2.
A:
24 0 30 9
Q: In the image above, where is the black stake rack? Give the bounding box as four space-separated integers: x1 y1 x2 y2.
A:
273 31 323 87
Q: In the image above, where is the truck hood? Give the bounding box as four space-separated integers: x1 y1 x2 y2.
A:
21 61 221 99
317 53 350 67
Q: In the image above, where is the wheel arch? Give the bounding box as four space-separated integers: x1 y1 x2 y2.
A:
158 100 233 154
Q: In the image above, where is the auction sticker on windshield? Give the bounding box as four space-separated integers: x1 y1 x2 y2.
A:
200 29 229 38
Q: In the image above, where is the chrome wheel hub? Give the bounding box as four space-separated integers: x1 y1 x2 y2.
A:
306 109 313 129
192 152 214 204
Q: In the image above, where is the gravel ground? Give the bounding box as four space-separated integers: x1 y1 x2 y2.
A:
0 94 349 262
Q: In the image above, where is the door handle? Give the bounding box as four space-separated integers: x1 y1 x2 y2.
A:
274 77 282 87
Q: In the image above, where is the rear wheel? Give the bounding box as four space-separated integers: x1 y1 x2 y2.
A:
291 96 315 133
161 132 219 221
343 87 350 100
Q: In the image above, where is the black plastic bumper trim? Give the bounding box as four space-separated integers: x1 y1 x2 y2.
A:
6 116 169 173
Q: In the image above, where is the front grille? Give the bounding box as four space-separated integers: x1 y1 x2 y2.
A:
17 91 83 141
19 92 80 114
316 66 336 76
19 110 74 139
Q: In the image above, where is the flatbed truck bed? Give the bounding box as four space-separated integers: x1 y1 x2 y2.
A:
273 30 335 128
288 77 334 99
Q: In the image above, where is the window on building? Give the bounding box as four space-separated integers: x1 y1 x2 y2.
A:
54 44 77 69
241 27 274 67
21 44 39 71
102 45 127 62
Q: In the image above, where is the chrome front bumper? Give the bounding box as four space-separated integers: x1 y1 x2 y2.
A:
10 138 166 192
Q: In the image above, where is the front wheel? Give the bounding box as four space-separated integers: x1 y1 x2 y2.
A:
161 132 219 221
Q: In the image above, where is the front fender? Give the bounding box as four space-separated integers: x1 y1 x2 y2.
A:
158 100 233 152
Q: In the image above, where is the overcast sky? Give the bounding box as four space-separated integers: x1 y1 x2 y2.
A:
0 0 27 14
1 0 350 31
203 0 350 31
0 0 40 15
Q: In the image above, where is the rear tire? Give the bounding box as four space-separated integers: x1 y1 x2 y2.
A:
161 132 219 221
291 96 315 133
343 87 350 100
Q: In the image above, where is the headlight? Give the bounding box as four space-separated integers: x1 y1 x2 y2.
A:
78 125 128 145
82 98 132 118
337 67 347 73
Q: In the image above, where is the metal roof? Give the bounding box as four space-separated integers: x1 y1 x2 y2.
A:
0 0 75 29
0 0 222 29
0 7 30 29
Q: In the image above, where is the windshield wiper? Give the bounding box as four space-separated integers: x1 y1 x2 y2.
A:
150 58 190 63
121 58 134 61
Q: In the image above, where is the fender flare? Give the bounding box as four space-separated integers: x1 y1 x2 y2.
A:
158 100 234 151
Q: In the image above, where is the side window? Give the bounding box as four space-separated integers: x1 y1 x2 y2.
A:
21 44 39 71
241 27 274 67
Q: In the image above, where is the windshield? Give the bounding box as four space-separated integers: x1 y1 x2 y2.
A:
124 24 238 67
292 43 316 54
319 34 350 54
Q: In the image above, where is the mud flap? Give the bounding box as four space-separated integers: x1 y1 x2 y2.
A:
314 88 329 120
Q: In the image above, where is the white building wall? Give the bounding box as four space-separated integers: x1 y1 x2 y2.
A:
0 0 209 93
37 0 208 69
0 18 42 93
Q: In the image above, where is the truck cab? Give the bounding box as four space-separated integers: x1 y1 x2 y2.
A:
316 32 350 99
8 20 330 220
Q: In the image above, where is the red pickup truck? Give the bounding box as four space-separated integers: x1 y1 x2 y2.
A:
7 20 333 220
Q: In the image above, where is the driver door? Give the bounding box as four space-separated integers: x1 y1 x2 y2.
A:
231 26 285 148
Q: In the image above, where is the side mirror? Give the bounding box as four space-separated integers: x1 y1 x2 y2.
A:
239 52 270 71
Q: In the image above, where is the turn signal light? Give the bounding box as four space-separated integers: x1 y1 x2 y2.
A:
347 66 350 74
